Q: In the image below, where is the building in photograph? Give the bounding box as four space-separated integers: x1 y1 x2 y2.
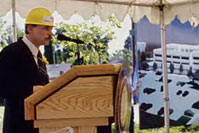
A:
153 43 199 72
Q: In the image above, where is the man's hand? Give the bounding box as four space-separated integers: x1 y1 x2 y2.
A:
132 81 142 96
33 85 44 92
132 81 142 104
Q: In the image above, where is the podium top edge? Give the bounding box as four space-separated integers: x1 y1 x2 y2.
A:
73 64 122 75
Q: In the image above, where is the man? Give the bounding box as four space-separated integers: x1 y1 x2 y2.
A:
0 8 53 133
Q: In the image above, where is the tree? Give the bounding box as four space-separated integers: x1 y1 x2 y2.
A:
0 19 11 48
179 64 183 74
141 52 147 62
0 18 24 49
169 62 174 73
187 67 194 82
109 50 123 61
138 52 148 70
142 61 149 70
124 36 132 50
109 35 132 65
153 62 158 71
44 41 54 64
193 69 199 82
52 15 121 65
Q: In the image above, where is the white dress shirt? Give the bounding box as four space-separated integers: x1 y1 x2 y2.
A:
22 36 39 65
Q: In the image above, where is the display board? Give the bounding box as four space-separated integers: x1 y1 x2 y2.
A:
138 17 199 129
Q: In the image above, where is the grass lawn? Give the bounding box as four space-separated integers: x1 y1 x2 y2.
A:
0 106 4 118
112 123 199 133
134 124 199 133
0 106 4 133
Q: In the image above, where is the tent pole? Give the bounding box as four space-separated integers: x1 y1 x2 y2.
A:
159 1 170 133
131 20 136 67
12 0 17 42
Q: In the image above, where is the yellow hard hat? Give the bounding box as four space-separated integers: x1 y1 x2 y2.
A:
26 8 54 27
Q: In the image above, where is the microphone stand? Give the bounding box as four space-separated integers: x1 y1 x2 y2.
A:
76 43 81 65
57 34 94 65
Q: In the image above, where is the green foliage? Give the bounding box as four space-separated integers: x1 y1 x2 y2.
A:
52 15 121 65
111 123 199 133
110 36 132 65
0 19 10 48
16 27 25 38
134 124 199 133
110 50 124 61
110 48 132 65
0 18 24 49
108 16 121 28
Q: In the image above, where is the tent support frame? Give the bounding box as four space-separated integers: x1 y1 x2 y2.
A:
159 0 170 133
12 0 17 42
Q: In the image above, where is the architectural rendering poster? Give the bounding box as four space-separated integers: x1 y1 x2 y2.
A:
137 17 199 129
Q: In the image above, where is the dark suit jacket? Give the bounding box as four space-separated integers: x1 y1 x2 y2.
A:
0 38 49 133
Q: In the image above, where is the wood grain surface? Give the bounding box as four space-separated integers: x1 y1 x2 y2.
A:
34 117 108 128
25 64 121 120
74 64 121 76
39 126 96 133
36 76 114 119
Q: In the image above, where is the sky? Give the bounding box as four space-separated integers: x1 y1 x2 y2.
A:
136 16 199 46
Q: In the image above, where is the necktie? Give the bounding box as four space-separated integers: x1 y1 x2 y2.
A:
37 50 47 75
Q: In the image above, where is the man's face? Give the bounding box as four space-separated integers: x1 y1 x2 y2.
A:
27 25 53 47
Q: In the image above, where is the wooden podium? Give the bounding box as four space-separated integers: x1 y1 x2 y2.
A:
24 64 132 133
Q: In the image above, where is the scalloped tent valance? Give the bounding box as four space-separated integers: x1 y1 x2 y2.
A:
1 0 199 26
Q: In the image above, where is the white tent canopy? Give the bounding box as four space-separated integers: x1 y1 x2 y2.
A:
1 0 199 26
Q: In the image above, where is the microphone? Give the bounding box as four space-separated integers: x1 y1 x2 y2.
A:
57 33 84 44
